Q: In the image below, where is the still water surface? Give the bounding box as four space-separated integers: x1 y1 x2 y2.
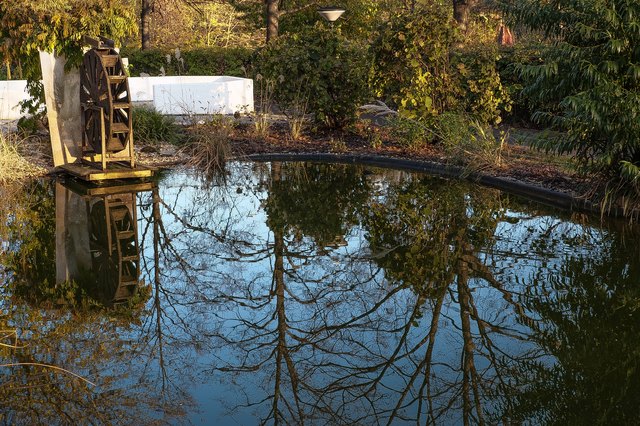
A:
1 161 639 425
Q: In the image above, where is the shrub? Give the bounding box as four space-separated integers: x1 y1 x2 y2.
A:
452 47 511 125
255 25 372 129
371 5 458 121
388 115 434 149
16 114 45 136
121 47 253 77
371 6 510 125
183 117 233 181
132 106 183 145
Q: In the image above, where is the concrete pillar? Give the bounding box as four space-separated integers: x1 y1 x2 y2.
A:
39 51 82 167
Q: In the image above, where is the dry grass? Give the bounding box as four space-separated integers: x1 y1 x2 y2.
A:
437 113 507 175
0 130 47 183
183 118 233 179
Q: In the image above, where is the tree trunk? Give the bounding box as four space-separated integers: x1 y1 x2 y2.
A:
452 0 475 32
266 0 279 43
141 0 153 50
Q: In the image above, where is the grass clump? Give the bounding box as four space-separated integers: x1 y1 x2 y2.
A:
183 116 233 179
437 113 506 173
132 106 184 145
0 130 46 183
388 115 433 149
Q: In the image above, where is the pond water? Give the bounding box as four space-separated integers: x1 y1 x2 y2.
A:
1 161 639 425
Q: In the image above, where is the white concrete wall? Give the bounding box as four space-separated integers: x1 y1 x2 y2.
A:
152 77 254 115
0 75 254 120
0 80 28 120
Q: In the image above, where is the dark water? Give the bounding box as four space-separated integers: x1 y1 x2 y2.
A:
1 161 639 425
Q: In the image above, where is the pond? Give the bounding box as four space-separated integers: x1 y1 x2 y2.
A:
1 161 639 425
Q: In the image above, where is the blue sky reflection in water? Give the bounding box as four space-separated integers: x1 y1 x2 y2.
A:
1 161 639 425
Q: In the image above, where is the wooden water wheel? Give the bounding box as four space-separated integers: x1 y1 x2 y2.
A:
80 36 135 170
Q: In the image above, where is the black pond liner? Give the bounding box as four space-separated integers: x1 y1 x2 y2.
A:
239 152 617 218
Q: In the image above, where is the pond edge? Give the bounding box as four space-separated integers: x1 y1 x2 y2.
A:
240 153 603 216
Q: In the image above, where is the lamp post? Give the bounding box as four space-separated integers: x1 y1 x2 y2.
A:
317 6 345 28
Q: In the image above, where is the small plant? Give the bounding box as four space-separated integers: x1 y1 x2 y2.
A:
132 106 183 145
253 74 276 138
184 117 233 180
164 47 185 76
437 113 506 173
329 136 347 152
359 118 383 149
388 115 433 149
359 101 434 149
16 114 46 136
286 80 309 141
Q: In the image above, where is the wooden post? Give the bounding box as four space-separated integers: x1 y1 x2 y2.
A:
100 107 107 171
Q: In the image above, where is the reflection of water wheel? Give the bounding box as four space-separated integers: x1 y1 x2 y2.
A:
89 200 119 300
89 196 140 304
80 36 134 170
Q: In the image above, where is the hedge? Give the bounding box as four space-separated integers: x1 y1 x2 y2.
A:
121 46 255 77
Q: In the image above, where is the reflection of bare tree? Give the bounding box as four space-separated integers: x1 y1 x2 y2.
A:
3 162 636 423
341 178 540 425
165 165 541 424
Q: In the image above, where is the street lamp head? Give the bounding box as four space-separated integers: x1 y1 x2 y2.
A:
317 6 345 23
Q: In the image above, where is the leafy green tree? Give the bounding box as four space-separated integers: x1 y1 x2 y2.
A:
507 0 640 191
371 5 459 121
0 0 137 67
230 0 399 43
0 0 137 112
138 0 258 49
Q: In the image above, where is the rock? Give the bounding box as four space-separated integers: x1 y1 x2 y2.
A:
140 145 158 153
160 146 177 157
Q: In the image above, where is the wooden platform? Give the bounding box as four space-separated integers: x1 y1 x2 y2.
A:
61 179 156 197
57 161 154 182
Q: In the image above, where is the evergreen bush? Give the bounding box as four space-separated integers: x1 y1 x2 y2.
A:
132 106 183 145
255 25 372 129
507 0 640 186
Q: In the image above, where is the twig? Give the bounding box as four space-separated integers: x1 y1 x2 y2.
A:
0 362 96 386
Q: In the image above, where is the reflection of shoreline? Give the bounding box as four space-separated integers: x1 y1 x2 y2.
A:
56 179 155 306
